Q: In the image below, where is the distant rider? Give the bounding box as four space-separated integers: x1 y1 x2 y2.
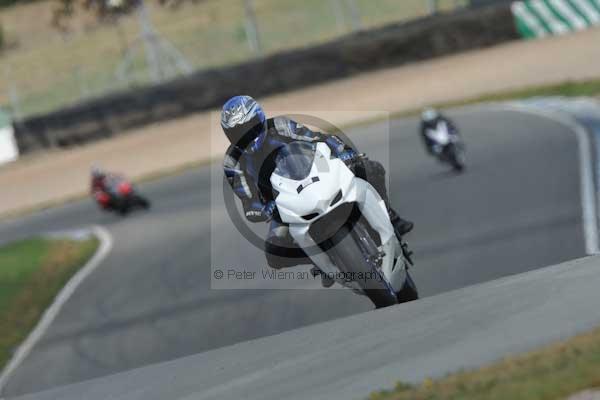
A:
420 108 460 155
221 95 413 284
90 166 122 208
91 166 108 194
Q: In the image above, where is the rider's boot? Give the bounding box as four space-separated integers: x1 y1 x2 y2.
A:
388 208 414 239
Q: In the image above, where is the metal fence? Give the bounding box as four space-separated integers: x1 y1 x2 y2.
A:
0 0 471 120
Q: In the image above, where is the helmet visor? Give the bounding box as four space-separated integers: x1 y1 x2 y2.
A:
224 115 265 148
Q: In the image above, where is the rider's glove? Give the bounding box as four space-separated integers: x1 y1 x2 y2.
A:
262 200 277 221
338 149 358 165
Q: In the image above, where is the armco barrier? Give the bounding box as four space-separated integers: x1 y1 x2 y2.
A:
511 0 600 39
14 4 518 155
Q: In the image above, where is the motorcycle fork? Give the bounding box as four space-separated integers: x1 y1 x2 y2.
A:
353 221 385 270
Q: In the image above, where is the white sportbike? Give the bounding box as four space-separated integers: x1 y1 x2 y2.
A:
270 141 418 308
425 121 465 172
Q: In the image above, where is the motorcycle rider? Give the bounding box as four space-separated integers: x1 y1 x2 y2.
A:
91 166 108 194
222 95 413 285
90 166 122 208
420 108 460 155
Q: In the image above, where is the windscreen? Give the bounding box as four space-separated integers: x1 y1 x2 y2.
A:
273 141 316 181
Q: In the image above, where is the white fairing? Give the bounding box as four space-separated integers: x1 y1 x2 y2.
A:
425 121 452 146
271 142 407 293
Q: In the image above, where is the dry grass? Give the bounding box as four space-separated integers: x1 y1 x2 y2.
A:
0 0 465 117
0 237 99 368
442 79 600 107
369 326 600 400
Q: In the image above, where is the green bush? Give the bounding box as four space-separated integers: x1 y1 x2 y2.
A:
0 24 4 51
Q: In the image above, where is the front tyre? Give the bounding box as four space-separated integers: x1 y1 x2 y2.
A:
396 271 419 303
447 143 465 172
118 204 130 216
325 224 398 309
115 197 130 215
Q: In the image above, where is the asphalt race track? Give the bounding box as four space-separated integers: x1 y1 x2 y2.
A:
13 254 600 400
0 108 586 397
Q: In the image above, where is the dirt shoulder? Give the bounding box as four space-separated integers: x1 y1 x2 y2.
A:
3 27 600 218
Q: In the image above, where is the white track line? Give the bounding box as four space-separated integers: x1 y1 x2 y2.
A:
0 225 113 393
499 104 600 255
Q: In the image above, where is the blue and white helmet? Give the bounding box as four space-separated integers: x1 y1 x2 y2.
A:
221 95 266 147
421 108 439 122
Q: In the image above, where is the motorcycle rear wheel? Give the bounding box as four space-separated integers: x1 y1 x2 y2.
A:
135 195 151 209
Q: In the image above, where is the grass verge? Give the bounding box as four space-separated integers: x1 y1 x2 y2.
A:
0 236 99 369
346 78 600 132
369 325 600 400
440 79 600 109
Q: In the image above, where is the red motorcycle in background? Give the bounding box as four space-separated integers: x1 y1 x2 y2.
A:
93 174 151 215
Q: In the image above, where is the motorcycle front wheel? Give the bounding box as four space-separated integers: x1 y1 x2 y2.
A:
446 143 465 172
324 223 398 309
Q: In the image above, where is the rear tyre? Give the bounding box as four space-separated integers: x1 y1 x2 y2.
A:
325 224 398 309
136 195 151 209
